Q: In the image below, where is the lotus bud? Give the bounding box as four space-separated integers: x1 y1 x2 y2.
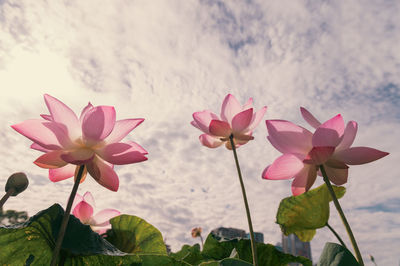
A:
5 172 29 196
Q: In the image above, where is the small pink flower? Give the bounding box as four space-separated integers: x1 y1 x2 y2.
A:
191 94 267 149
72 191 120 235
262 107 389 195
191 227 202 238
12 94 148 191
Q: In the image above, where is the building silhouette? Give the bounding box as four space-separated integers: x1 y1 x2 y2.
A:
211 227 264 243
245 232 264 243
282 233 312 265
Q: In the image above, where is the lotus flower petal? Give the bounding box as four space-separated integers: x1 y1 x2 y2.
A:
97 142 148 165
246 106 267 132
335 121 358 151
83 191 96 208
72 193 84 210
49 164 76 182
199 134 224 148
31 143 50 152
323 165 348 185
209 120 231 137
291 164 317 196
334 147 389 165
266 120 313 154
104 119 144 144
266 136 286 154
91 209 120 227
191 121 201 130
73 201 93 224
92 226 112 235
34 151 68 169
303 146 335 165
234 134 254 141
300 107 321 129
225 138 251 150
192 110 219 134
312 114 345 147
11 119 69 150
263 154 304 180
40 114 53 121
44 94 81 139
79 102 94 124
220 94 242 124
124 141 148 155
82 106 116 142
242 98 253 110
232 108 253 133
87 157 119 191
325 159 349 169
60 149 95 165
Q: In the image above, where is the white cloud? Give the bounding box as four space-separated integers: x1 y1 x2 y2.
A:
0 0 399 264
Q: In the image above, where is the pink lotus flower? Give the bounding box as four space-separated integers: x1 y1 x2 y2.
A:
191 94 267 149
72 191 120 235
11 94 148 191
262 107 389 195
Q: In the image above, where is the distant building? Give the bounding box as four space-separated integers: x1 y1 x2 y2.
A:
211 227 264 243
282 233 312 265
211 227 246 240
245 232 264 243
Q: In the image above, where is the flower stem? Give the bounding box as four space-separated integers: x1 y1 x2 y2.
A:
229 135 258 266
50 165 85 266
320 165 364 266
326 222 347 248
200 235 204 250
0 188 15 209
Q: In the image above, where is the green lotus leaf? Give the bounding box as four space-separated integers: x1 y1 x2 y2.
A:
0 204 141 265
290 229 317 242
198 257 253 265
317 242 359 266
170 243 208 264
105 214 167 255
139 254 192 265
276 184 345 241
202 233 311 266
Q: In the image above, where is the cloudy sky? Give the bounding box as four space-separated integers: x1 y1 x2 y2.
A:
1 0 399 264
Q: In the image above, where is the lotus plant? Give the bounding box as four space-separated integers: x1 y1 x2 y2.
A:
191 227 204 249
191 94 267 266
262 107 389 265
72 191 120 235
11 94 148 265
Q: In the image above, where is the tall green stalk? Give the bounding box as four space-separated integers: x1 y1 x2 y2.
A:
229 135 258 266
50 165 85 266
326 222 347 248
199 235 204 250
0 189 14 210
320 165 364 266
